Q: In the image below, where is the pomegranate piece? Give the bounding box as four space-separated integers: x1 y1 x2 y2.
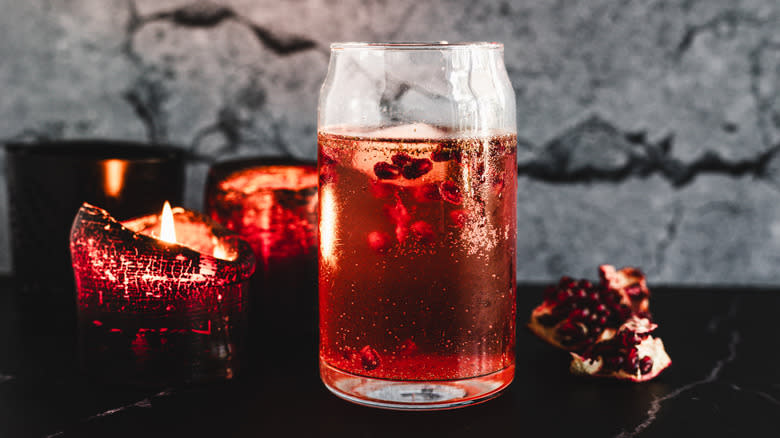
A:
528 265 653 353
391 153 413 167
398 339 418 357
370 181 399 200
383 197 411 243
431 146 460 162
401 158 433 180
440 181 463 205
599 265 651 315
449 209 468 228
374 162 401 180
570 317 671 382
410 220 434 243
529 277 633 352
341 346 361 363
414 182 442 202
360 345 381 371
367 231 393 254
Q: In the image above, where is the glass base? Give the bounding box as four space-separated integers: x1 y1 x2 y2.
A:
320 361 514 410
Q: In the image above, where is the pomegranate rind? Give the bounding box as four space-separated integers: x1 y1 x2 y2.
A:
569 332 672 382
599 265 651 314
569 317 672 382
528 301 617 351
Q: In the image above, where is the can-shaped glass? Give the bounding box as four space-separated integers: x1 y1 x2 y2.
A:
318 42 517 409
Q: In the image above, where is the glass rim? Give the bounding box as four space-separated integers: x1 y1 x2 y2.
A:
330 41 503 51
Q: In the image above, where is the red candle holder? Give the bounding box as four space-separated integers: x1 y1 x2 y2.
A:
4 141 185 372
70 203 255 384
205 158 318 362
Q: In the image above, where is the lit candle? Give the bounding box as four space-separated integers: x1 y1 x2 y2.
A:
5 141 184 370
69 202 255 384
204 158 318 358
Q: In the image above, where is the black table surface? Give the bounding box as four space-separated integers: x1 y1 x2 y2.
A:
1 277 778 437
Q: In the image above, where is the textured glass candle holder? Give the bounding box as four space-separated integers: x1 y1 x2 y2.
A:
70 203 255 385
205 158 318 362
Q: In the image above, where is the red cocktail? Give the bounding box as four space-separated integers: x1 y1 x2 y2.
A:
319 124 517 408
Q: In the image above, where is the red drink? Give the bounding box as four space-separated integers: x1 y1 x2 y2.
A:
319 124 516 406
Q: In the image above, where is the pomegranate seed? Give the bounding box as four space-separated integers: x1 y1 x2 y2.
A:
399 339 418 357
370 181 398 199
341 347 360 363
411 220 434 243
575 289 587 300
367 231 392 254
391 153 413 167
569 308 590 321
559 276 573 287
578 279 593 289
360 345 381 371
595 304 607 314
395 225 409 243
384 198 411 243
374 162 401 180
384 198 411 225
597 316 608 326
559 321 584 344
605 355 625 370
415 183 442 202
639 356 653 374
449 209 468 228
624 353 640 373
401 158 433 179
431 146 460 162
440 181 463 204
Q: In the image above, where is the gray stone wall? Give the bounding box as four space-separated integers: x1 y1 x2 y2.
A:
1 0 778 284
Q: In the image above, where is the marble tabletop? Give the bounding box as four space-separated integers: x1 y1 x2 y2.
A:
0 278 777 437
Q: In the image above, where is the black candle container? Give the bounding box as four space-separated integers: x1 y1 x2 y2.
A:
4 140 185 371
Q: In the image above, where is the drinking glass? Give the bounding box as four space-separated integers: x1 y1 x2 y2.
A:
318 42 517 409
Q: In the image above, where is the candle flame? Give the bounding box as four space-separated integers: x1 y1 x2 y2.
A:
160 201 177 244
103 159 127 198
213 244 228 260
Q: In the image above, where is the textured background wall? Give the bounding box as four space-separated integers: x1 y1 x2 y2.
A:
0 0 778 284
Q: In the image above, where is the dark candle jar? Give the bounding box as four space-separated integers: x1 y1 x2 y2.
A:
205 158 318 369
4 140 185 371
